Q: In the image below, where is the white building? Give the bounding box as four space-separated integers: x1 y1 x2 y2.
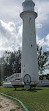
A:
20 0 39 84
5 73 21 82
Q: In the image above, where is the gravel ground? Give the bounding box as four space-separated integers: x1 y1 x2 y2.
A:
0 95 24 111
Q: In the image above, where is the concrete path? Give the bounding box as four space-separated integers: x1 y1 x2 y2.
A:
0 95 24 111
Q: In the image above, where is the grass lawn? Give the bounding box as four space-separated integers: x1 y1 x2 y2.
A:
0 86 49 111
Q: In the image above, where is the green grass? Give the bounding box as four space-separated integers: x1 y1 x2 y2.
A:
0 86 49 111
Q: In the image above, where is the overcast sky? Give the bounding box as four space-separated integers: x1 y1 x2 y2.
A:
0 0 49 57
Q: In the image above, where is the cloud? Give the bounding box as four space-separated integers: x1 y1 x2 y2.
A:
36 33 49 52
45 34 49 51
0 20 15 32
0 20 22 57
0 0 22 24
46 34 49 46
17 25 22 47
0 19 49 57
0 0 49 29
0 0 49 56
36 23 42 29
36 35 45 47
35 0 49 29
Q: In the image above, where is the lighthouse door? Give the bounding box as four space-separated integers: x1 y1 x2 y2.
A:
23 74 31 90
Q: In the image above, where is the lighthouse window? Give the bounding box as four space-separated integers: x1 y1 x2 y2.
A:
30 17 31 20
31 44 32 47
24 65 25 67
29 17 31 22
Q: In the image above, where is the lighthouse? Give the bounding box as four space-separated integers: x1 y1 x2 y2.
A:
20 0 39 86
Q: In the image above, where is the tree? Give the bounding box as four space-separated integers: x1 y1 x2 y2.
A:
37 46 48 74
0 49 21 81
9 49 21 74
0 46 48 81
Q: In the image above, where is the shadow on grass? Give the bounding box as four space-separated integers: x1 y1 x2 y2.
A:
27 88 43 92
13 88 25 91
13 88 43 92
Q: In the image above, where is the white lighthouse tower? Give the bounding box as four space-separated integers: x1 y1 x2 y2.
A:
20 0 39 86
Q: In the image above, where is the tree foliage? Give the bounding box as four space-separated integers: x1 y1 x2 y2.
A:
37 46 48 74
0 46 48 81
0 49 21 80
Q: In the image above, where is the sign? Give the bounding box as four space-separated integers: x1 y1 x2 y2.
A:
23 74 31 90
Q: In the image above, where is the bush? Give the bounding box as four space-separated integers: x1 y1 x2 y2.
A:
0 81 2 86
0 81 4 86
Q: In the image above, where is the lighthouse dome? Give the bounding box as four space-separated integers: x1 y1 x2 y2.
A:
22 0 35 12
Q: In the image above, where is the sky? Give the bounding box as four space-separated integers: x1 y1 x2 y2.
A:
0 0 49 57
